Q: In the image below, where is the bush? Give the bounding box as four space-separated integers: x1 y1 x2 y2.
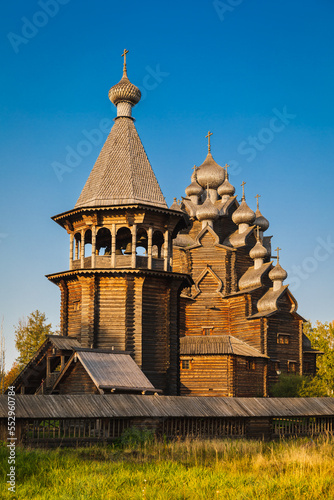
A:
270 373 329 397
119 426 154 448
270 374 305 397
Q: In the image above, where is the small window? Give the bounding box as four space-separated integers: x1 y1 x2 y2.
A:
277 334 289 344
202 327 213 336
288 361 296 373
72 300 81 311
273 361 280 372
247 360 256 370
181 360 191 370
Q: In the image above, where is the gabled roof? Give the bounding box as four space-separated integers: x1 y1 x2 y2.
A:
53 350 157 393
75 117 167 209
11 335 81 392
180 335 268 358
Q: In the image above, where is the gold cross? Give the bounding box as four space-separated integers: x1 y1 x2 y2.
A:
256 225 260 241
241 181 246 200
275 247 281 262
206 131 213 153
224 163 230 178
122 49 129 70
255 193 261 209
192 165 197 172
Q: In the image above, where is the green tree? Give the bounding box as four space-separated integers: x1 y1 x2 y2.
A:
14 310 54 368
303 320 334 396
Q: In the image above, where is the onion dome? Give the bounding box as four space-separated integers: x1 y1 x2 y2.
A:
185 167 204 197
196 131 225 189
232 182 255 226
269 247 287 282
254 194 269 231
196 195 219 222
250 240 268 260
269 262 287 282
108 50 141 107
232 201 255 225
196 153 225 189
218 165 235 197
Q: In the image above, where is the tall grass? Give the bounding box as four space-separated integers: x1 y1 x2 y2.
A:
1 436 334 499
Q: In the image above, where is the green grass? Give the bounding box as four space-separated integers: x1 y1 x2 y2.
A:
1 436 334 499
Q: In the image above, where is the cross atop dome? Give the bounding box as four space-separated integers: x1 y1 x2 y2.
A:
206 131 213 153
275 247 282 262
241 181 246 201
122 48 129 71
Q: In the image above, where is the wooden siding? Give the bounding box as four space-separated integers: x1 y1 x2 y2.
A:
57 362 98 395
65 279 82 340
266 297 302 388
96 276 127 350
180 355 232 397
234 358 266 397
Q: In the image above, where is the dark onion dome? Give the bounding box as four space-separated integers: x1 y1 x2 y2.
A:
254 207 269 232
232 200 256 225
217 177 235 197
249 240 268 260
196 152 225 189
185 168 204 197
196 196 219 221
109 66 141 107
254 194 269 231
269 262 288 282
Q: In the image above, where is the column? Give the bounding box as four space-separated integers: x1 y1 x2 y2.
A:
164 229 169 271
148 226 153 269
91 226 96 268
131 225 137 268
80 229 85 268
111 224 116 268
69 233 74 270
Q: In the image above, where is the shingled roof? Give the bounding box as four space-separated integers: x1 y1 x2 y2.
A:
75 117 168 209
180 335 268 358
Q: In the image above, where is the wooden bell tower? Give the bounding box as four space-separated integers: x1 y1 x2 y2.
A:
47 52 191 394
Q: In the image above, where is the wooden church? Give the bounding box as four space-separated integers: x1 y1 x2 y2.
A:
13 52 318 398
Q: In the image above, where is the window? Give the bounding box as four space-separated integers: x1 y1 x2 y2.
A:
277 334 290 344
288 361 296 373
202 327 213 336
272 361 280 372
181 360 191 370
246 359 256 371
72 300 81 311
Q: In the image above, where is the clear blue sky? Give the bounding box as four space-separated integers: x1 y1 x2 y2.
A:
1 0 334 369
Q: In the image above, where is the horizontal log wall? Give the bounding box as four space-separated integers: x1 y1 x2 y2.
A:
235 358 266 397
97 276 127 351
180 355 231 397
57 363 98 395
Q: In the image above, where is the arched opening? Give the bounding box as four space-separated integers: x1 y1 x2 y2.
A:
136 227 148 256
96 228 111 256
116 227 132 255
74 233 81 261
84 229 92 258
152 230 164 258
